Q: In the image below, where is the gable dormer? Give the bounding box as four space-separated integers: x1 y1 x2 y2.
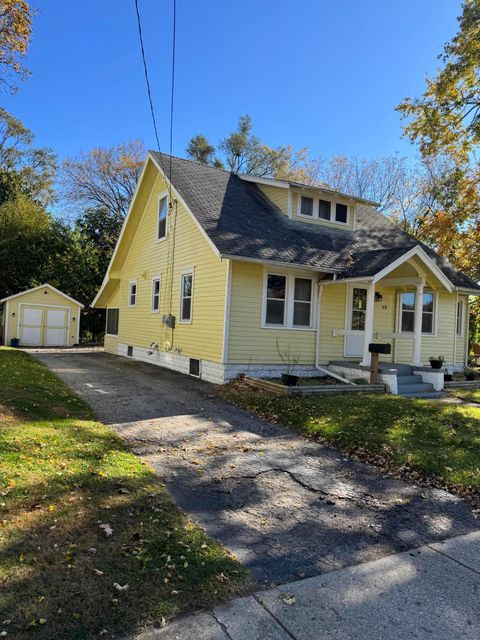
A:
240 174 373 231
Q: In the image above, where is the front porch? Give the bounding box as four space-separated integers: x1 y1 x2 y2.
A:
328 360 445 396
318 246 469 379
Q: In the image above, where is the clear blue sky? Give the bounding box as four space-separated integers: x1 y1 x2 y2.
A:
4 0 463 163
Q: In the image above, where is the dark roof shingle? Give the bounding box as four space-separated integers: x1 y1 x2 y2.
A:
151 152 480 291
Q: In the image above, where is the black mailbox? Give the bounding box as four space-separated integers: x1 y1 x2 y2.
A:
369 343 391 355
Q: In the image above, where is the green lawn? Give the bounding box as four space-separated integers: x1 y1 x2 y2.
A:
450 388 480 404
0 348 248 640
223 382 480 504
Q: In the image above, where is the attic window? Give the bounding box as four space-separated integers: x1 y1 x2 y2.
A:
157 194 168 240
335 203 348 224
318 199 331 221
300 196 314 217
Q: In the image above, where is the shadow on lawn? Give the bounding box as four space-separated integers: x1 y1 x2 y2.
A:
0 418 247 640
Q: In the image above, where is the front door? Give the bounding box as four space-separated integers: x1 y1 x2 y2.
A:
345 287 368 357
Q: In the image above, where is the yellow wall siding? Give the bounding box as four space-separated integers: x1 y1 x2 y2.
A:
5 287 81 346
290 191 355 230
318 284 347 362
227 261 317 364
455 295 468 365
257 184 289 214
115 175 227 363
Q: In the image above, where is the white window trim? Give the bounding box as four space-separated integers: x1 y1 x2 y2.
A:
456 298 464 336
150 275 161 313
345 284 369 333
157 190 169 242
397 290 438 337
179 268 194 324
261 270 316 330
128 279 137 308
105 307 120 337
296 193 350 226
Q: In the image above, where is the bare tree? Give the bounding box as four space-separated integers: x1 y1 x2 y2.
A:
61 141 145 218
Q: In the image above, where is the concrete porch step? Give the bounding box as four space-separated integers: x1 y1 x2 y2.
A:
397 382 434 395
397 374 423 385
400 391 444 399
378 363 412 376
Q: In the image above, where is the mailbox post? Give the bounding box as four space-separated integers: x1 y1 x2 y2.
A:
368 343 392 384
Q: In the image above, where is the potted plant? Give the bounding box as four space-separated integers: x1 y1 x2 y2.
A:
464 367 476 381
444 367 453 382
429 355 445 369
276 338 301 386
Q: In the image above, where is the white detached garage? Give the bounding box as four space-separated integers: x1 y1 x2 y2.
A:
1 284 83 347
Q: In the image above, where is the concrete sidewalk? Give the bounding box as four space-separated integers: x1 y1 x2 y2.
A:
136 531 480 640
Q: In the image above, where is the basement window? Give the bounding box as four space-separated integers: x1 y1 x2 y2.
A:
127 346 133 357
189 358 200 377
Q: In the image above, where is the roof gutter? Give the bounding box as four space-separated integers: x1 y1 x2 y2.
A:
219 253 340 274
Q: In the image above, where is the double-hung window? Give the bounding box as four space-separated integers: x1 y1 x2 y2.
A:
180 271 193 322
400 291 435 334
128 280 137 307
264 273 313 328
335 203 348 223
298 194 348 224
157 194 168 240
151 276 161 312
456 299 464 336
300 196 314 217
318 199 331 221
106 308 119 335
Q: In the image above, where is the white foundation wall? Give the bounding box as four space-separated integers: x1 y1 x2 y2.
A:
115 342 322 384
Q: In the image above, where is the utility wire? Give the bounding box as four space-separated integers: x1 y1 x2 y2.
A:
168 0 176 196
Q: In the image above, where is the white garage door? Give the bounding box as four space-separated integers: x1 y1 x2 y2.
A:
20 307 43 345
19 305 68 346
45 308 68 346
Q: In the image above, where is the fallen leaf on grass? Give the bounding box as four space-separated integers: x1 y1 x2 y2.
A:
113 583 129 591
99 523 113 537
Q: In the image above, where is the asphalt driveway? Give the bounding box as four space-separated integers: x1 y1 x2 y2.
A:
35 351 479 586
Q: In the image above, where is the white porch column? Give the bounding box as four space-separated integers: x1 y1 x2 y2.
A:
361 282 376 366
413 282 424 366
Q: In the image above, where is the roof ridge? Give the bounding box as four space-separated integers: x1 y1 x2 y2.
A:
150 150 235 176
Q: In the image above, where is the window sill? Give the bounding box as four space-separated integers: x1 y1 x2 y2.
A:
156 236 168 244
296 212 348 226
261 324 315 331
105 333 118 337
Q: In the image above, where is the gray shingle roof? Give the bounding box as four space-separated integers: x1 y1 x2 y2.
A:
152 152 480 291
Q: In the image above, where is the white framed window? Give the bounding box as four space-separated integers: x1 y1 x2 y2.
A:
456 299 464 336
300 196 314 217
128 280 137 307
335 203 348 224
179 270 194 323
399 291 435 334
157 192 168 240
263 272 314 329
297 194 348 225
151 276 161 313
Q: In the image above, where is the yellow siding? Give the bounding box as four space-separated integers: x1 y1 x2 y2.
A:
318 284 347 362
227 261 316 364
5 287 81 346
257 184 289 214
290 191 355 230
114 174 227 362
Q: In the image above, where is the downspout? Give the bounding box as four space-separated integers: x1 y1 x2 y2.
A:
315 283 356 385
453 291 458 371
465 298 472 367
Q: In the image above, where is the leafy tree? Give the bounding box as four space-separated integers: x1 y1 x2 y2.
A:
186 134 217 165
0 0 32 92
0 108 57 205
61 140 145 218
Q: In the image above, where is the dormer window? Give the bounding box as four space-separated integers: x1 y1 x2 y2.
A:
300 196 314 217
297 194 349 224
157 194 168 240
318 199 331 220
335 203 348 224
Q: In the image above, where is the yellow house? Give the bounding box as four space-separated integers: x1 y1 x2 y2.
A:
93 152 480 394
1 284 83 347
